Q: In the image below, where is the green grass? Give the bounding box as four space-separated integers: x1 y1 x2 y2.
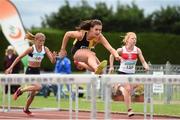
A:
0 93 180 117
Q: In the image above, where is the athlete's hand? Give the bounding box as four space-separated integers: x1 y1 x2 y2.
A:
52 51 57 57
59 49 67 58
115 56 122 62
5 68 12 74
108 67 114 74
144 65 150 72
52 51 57 63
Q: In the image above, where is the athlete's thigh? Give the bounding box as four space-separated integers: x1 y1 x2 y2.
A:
73 49 93 62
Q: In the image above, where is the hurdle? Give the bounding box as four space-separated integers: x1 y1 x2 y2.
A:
100 74 180 119
0 74 180 119
0 74 99 119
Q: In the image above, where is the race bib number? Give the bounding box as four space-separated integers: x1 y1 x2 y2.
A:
126 65 134 69
125 61 136 69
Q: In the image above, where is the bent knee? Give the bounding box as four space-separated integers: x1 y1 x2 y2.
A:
30 91 37 96
38 85 42 90
124 84 131 92
34 84 42 91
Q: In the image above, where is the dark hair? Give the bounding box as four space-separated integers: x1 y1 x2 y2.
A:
75 19 102 30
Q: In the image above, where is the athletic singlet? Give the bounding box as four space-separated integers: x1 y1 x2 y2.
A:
118 46 138 74
71 32 97 54
28 45 46 62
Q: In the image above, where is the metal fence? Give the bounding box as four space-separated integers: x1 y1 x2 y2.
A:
105 61 180 75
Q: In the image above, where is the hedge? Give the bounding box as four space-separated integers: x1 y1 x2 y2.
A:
1 29 180 72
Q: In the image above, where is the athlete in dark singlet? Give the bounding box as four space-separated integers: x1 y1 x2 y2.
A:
59 19 121 74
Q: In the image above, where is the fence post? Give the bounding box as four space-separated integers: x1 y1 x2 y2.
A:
147 61 152 74
164 61 172 104
165 61 171 74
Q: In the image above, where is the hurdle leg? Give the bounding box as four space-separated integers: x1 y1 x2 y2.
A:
144 84 148 119
2 84 6 112
104 82 111 119
69 84 73 120
100 79 105 101
150 84 154 119
57 84 61 110
91 77 97 119
8 83 11 112
75 84 79 119
86 83 91 100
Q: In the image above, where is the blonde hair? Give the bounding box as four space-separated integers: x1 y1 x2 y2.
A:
35 33 46 40
5 45 16 56
25 32 46 44
122 32 136 45
25 31 35 44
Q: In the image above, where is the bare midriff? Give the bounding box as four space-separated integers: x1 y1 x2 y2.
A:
28 61 41 68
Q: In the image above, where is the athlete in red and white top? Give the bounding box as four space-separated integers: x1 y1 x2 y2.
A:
109 32 149 73
109 32 149 117
118 46 138 74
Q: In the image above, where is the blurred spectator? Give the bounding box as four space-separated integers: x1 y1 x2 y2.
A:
37 56 72 98
4 45 22 94
55 56 71 74
54 56 72 98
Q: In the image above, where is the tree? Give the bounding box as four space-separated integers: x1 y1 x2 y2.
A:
151 6 180 34
40 0 180 34
114 1 145 32
91 2 113 31
41 0 93 30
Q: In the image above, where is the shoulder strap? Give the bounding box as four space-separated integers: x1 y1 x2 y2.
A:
72 31 87 45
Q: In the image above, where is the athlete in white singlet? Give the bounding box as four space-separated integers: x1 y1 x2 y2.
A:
5 32 56 115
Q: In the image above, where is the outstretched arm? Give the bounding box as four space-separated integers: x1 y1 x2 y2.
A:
5 47 32 74
59 31 82 57
109 54 114 74
99 34 121 61
109 48 122 74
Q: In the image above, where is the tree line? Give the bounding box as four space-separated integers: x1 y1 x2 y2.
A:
41 0 180 34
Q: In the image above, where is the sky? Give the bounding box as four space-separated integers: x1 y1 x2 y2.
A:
10 0 180 29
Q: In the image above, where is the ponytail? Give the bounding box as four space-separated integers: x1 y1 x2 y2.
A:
25 32 35 44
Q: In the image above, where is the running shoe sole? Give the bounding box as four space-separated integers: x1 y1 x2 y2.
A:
95 60 107 74
128 111 134 117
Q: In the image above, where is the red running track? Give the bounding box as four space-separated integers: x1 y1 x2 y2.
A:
0 109 179 120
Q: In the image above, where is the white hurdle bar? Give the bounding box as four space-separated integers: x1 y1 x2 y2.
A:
100 74 180 119
0 74 98 119
0 74 180 119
